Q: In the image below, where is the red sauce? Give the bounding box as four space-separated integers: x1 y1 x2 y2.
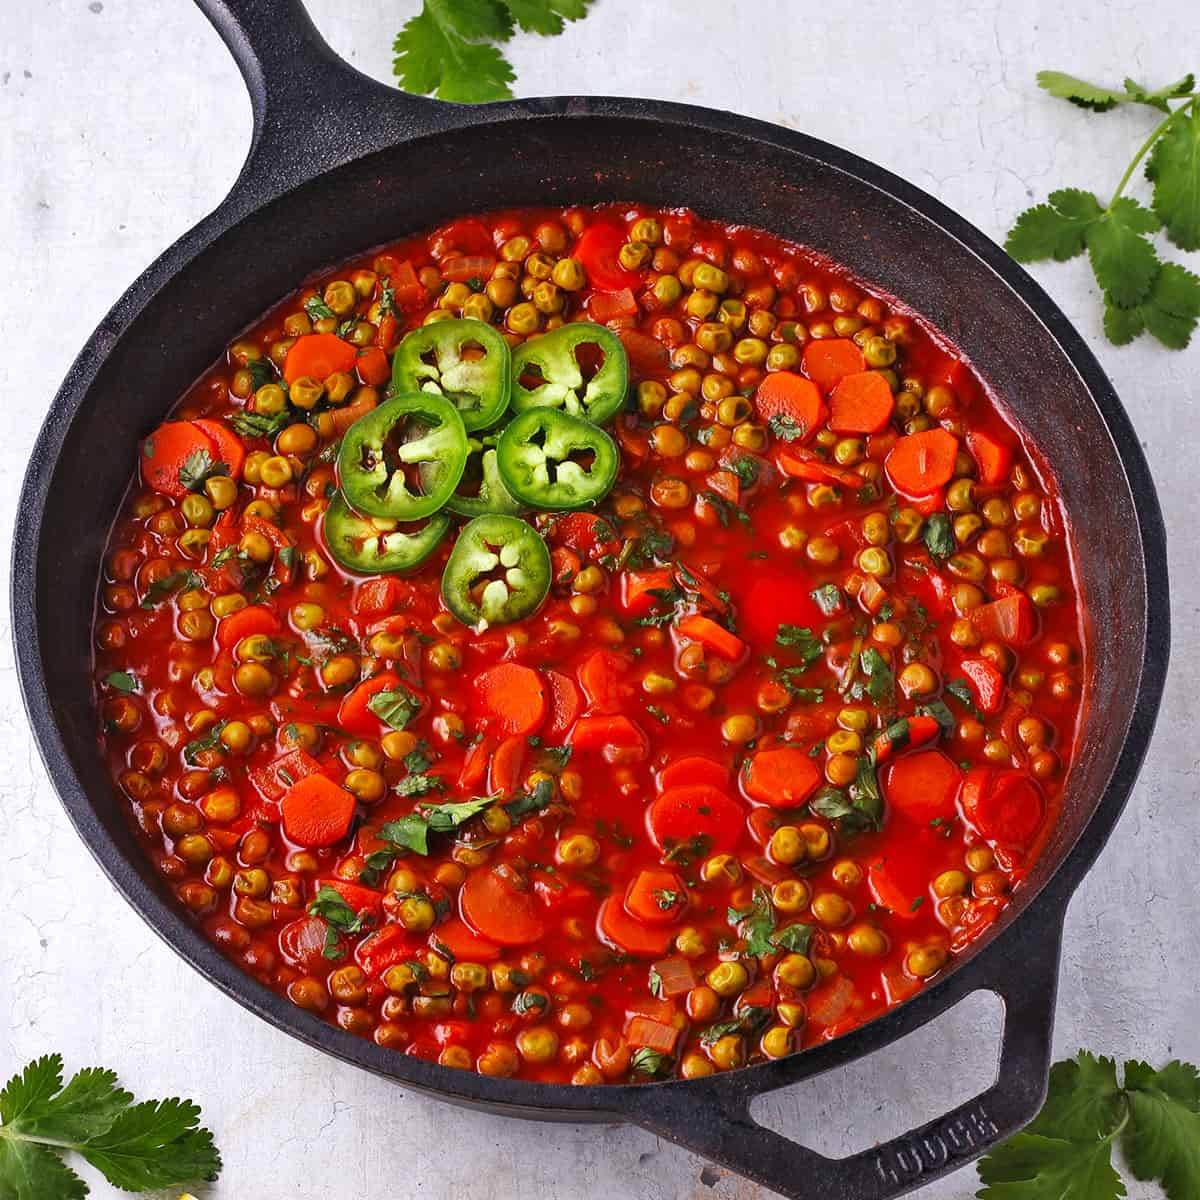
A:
93 204 1086 1083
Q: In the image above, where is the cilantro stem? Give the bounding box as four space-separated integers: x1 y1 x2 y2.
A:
1107 96 1197 211
0 1127 82 1150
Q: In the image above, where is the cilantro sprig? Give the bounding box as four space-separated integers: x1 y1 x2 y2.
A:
1006 70 1200 348
393 0 596 103
976 1052 1200 1199
0 1054 220 1196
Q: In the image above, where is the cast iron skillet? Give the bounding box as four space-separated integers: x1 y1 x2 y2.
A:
12 1 1170 1196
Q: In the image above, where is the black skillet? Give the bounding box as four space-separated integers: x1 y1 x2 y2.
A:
11 2 1171 1196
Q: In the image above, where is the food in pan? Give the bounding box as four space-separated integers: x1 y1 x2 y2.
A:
94 205 1084 1083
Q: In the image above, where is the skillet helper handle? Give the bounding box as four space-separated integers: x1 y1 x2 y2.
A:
194 0 440 193
628 922 1063 1200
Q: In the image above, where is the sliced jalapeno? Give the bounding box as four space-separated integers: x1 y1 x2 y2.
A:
510 321 628 424
496 408 620 511
324 491 450 575
391 318 511 432
442 515 552 627
338 392 468 520
419 437 523 519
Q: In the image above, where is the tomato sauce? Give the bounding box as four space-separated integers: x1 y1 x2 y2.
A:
93 204 1086 1084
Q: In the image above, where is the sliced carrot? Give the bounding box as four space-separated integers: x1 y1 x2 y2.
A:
215 604 280 652
828 371 895 434
959 657 1006 715
676 614 747 662
966 430 1014 486
330 386 378 434
248 747 325 804
385 259 423 309
376 313 400 352
650 955 697 998
489 734 527 796
281 774 356 847
704 468 741 504
140 421 218 500
742 747 821 809
970 594 1036 646
577 650 629 714
355 346 391 387
192 418 246 480
431 916 501 963
884 750 961 822
569 715 649 761
597 895 674 957
624 867 688 925
543 670 582 741
318 877 383 914
884 429 960 495
658 755 728 793
872 715 941 766
754 371 824 438
283 332 359 384
337 670 406 737
460 865 546 946
279 916 333 972
959 768 1044 848
802 338 866 393
576 223 640 292
777 447 863 488
617 328 670 376
474 662 547 736
866 858 927 920
620 569 674 618
625 1015 680 1054
647 785 743 853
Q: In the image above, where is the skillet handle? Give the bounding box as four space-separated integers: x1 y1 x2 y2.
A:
195 0 443 196
627 918 1063 1200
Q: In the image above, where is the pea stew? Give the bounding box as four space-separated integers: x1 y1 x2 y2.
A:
94 205 1085 1085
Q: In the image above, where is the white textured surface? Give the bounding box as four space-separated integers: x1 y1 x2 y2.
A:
1 1 1195 1197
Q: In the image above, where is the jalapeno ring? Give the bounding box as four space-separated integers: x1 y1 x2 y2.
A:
419 438 523 519
323 490 451 575
337 392 469 520
510 321 629 424
496 408 620 511
441 514 552 627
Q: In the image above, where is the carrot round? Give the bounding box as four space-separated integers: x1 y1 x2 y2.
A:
489 734 527 795
866 856 929 919
215 604 280 652
355 346 391 387
883 750 961 823
872 715 941 766
431 916 501 963
621 569 674 617
801 338 866 393
647 784 743 852
355 924 422 977
569 715 649 760
742 746 821 809
577 650 628 714
658 755 729 792
281 774 356 847
283 332 358 384
675 614 747 662
828 371 895 434
959 768 1044 848
966 430 1014 486
460 865 546 946
337 670 407 737
140 421 218 500
597 895 674 957
543 670 581 740
959 657 1006 715
624 867 688 924
474 662 547 736
754 371 825 438
885 429 960 495
191 418 247 480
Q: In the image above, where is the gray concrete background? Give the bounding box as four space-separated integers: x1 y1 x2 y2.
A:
1 1 1194 1196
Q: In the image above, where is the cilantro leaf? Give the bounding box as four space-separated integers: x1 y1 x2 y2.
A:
976 1131 1125 1200
858 646 895 705
394 772 445 798
102 671 138 694
1027 1053 1125 1141
379 795 493 856
177 447 229 493
1124 75 1197 113
1086 197 1162 306
504 0 592 35
1102 262 1200 349
923 512 955 559
393 0 516 102
767 412 806 441
1147 105 1200 250
0 1054 220 1196
1036 70 1132 112
1006 188 1103 262
630 1047 671 1077
140 568 201 610
229 409 291 440
1122 1060 1200 1199
367 685 422 731
776 624 822 668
